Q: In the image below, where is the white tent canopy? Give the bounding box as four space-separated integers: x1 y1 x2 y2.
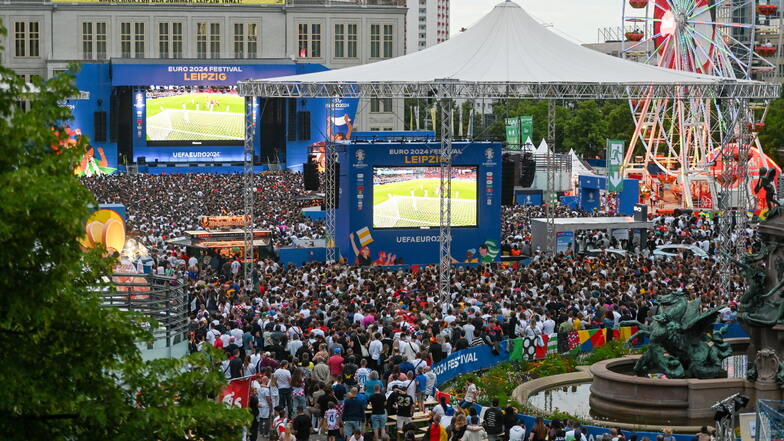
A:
534 139 551 156
568 149 598 178
239 0 779 100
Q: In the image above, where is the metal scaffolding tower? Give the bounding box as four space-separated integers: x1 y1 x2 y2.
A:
438 96 454 305
242 97 256 287
546 99 557 252
325 99 337 263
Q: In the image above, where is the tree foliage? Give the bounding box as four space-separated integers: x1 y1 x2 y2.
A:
758 96 784 165
0 29 249 440
486 99 634 157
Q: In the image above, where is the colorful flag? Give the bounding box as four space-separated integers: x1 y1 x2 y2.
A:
217 376 252 408
356 227 374 247
578 329 606 352
508 338 524 362
546 334 558 354
535 335 548 359
567 331 580 350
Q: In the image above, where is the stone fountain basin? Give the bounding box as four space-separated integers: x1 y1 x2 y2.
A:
589 355 746 426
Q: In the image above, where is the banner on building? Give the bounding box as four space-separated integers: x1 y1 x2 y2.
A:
54 0 284 4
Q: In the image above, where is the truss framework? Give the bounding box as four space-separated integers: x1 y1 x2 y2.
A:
238 78 777 305
238 81 779 101
438 98 454 305
242 97 256 287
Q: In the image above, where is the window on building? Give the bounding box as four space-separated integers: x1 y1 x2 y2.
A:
14 21 40 58
334 23 357 58
370 24 380 58
383 24 393 58
120 21 145 58
82 21 107 60
334 23 345 58
234 22 259 59
16 73 41 112
197 22 221 59
370 98 392 113
298 23 321 58
159 22 183 58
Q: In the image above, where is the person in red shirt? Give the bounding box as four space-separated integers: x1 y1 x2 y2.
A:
327 348 345 377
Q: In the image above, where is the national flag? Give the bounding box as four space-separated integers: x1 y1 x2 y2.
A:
217 376 252 408
546 334 558 354
535 335 548 359
356 227 374 247
508 338 524 362
436 390 451 404
619 325 639 344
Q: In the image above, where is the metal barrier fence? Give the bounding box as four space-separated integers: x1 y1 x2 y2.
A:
756 400 784 441
103 273 189 353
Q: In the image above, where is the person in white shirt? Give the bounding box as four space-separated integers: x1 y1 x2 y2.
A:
463 323 476 342
368 333 383 370
541 314 556 335
274 361 293 415
508 423 526 441
355 359 372 393
287 334 303 358
400 335 420 361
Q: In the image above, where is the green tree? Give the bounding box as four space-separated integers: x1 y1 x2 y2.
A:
561 100 609 157
0 32 249 440
759 97 784 165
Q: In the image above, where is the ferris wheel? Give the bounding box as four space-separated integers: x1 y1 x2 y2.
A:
619 0 780 211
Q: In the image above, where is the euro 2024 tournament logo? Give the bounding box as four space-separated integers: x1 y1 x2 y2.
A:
484 147 494 162
356 149 365 163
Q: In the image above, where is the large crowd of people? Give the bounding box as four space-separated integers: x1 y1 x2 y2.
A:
83 171 737 441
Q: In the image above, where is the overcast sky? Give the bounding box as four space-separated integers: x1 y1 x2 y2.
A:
450 0 622 44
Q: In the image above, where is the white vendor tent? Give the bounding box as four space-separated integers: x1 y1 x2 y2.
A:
534 139 551 156
569 149 598 178
239 0 778 100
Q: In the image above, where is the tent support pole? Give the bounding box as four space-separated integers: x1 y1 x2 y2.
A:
438 96 454 308
243 96 256 286
546 99 556 253
325 99 337 263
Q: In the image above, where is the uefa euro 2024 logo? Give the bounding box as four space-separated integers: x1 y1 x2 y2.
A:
484 148 494 161
356 149 365 163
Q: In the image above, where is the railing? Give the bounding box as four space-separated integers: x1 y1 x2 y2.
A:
103 273 189 357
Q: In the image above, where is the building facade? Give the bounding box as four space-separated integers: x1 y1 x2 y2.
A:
0 0 407 132
405 0 448 53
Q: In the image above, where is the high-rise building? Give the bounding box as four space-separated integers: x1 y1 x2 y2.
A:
405 0 449 53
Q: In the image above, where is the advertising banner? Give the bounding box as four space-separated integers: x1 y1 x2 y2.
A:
504 116 532 151
520 116 533 147
606 139 625 192
112 63 299 87
198 216 249 229
555 231 573 253
505 117 520 150
54 0 283 5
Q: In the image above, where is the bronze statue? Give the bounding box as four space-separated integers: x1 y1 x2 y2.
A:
755 167 780 213
623 290 732 379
